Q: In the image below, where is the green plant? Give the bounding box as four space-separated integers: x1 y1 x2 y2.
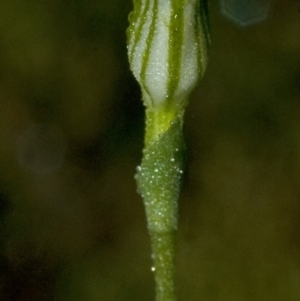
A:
127 1 210 300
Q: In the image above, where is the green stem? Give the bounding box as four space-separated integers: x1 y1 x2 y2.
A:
150 231 176 301
136 107 185 301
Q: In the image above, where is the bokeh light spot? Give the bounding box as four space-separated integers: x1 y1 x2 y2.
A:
220 0 272 26
16 123 67 175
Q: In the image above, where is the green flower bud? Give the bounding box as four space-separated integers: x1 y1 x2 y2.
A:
127 0 210 112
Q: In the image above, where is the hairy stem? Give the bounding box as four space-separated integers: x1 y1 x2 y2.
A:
136 108 184 301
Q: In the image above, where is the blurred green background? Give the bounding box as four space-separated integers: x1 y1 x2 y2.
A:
1 1 300 300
